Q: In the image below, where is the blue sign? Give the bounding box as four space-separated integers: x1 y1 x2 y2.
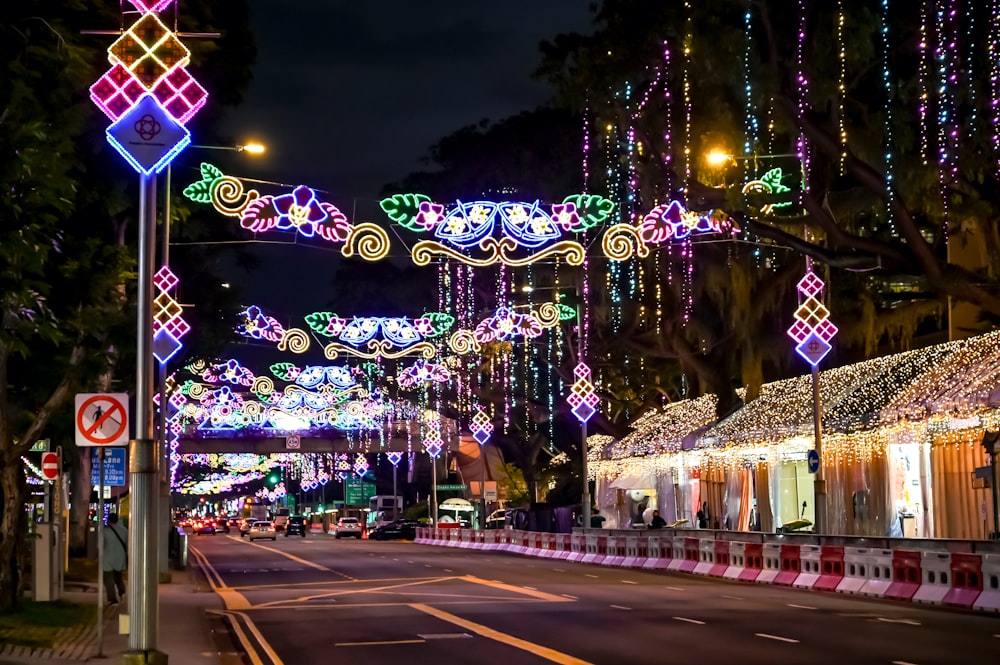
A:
807 449 820 474
106 94 190 175
92 447 127 487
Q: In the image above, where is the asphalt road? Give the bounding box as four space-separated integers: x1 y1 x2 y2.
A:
188 533 1000 665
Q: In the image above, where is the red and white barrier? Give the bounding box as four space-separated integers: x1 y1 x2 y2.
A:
604 534 626 566
974 552 1000 612
725 542 764 582
642 535 672 570
707 540 730 577
912 551 951 604
757 543 782 583
774 544 801 586
793 545 823 589
582 534 605 564
838 547 873 594
567 533 586 562
814 545 845 591
943 552 983 608
884 550 921 601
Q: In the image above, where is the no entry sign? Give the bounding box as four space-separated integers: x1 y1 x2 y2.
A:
75 393 130 447
41 452 59 480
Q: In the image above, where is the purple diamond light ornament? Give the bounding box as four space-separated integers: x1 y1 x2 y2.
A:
787 270 836 367
569 363 599 423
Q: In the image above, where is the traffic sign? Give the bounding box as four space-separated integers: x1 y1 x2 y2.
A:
75 393 130 447
285 435 300 450
91 447 127 487
807 449 820 474
41 452 59 480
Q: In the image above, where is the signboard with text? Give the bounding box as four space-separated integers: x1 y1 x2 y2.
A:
91 447 127 487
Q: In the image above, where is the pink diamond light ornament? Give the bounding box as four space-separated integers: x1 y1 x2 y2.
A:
787 270 836 367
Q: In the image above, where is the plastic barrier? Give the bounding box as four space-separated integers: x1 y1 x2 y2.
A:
538 532 558 558
973 552 1000 612
838 547 872 594
604 534 626 566
943 552 983 608
666 537 686 571
884 550 921 600
912 551 952 604
708 540 731 577
568 533 586 562
814 545 845 591
692 538 715 575
757 543 782 584
669 537 700 573
643 535 672 570
554 533 573 559
774 544 801 585
730 542 764 582
582 534 605 564
793 545 823 588
857 548 894 597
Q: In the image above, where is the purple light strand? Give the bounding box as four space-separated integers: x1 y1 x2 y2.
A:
796 0 811 190
992 0 1000 175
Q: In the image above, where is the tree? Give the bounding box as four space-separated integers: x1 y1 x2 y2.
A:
0 0 255 610
536 0 1000 413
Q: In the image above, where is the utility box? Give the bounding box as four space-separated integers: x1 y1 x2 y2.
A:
32 523 62 602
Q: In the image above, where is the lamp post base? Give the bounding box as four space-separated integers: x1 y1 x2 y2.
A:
118 649 168 665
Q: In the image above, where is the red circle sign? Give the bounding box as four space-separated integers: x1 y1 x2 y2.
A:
76 395 128 445
41 452 59 480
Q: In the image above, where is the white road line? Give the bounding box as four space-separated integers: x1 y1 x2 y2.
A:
443 569 453 573
553 568 565 572
876 618 921 626
407 561 414 564
424 564 432 568
721 595 743 600
585 574 599 578
787 603 817 610
610 605 632 611
523 586 538 591
891 661 920 665
561 594 578 599
621 580 638 585
672 617 705 625
664 586 685 591
755 633 799 644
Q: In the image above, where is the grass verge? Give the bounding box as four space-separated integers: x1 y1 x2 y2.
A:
0 599 95 649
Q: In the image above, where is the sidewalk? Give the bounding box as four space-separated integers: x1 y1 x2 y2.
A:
0 568 231 664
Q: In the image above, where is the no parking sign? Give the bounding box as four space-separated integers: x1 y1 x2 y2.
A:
75 393 130 447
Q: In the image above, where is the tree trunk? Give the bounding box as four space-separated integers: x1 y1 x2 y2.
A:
69 449 92 555
0 451 27 611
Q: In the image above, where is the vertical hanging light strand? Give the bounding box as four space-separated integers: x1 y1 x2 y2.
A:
918 0 931 165
582 98 591 192
881 0 896 234
682 1 694 187
743 1 759 159
991 0 1000 176
836 0 848 171
936 0 958 243
796 0 811 190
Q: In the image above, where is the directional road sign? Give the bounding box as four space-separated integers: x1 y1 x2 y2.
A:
75 393 130 447
807 449 821 474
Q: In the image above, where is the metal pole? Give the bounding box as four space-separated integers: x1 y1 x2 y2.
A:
578 300 591 529
431 456 438 526
811 365 827 534
392 465 398 521
127 173 164 661
480 446 488 530
97 453 105 657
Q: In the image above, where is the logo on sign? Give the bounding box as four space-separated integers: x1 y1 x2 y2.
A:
75 393 130 447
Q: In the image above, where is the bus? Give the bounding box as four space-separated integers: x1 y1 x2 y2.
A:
368 495 402 528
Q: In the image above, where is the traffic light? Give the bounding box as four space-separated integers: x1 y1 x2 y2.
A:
268 474 279 485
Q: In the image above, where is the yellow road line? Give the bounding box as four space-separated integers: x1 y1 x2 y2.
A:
189 545 252 611
231 576 442 591
458 575 572 602
410 603 592 665
255 575 455 609
210 610 284 665
239 540 337 573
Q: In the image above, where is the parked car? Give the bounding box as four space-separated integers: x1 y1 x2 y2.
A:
369 519 419 541
248 520 277 541
334 517 363 539
284 515 307 537
485 510 509 530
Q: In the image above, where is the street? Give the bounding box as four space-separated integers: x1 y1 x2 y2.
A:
188 534 1000 665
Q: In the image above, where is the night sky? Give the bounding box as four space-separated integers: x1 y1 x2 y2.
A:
224 1 595 202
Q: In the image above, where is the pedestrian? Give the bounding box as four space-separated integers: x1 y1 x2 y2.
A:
648 509 667 529
590 509 606 528
103 513 128 606
696 501 710 529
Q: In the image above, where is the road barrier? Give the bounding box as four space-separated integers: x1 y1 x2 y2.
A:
412 527 1000 614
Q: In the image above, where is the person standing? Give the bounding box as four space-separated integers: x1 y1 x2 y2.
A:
103 513 128 606
648 509 667 529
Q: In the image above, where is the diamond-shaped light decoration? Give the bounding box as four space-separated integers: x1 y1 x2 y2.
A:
386 451 404 467
91 64 147 121
569 362 598 423
787 270 836 367
470 407 493 445
353 453 369 478
423 428 443 459
127 0 176 12
109 13 190 89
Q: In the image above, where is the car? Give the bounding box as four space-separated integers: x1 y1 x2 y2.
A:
369 519 419 541
248 520 277 541
485 509 509 530
193 519 216 535
284 515 307 537
238 519 252 537
215 518 231 534
334 517 363 539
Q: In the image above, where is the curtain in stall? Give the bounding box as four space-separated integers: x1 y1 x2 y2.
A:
754 464 774 532
824 452 890 536
930 439 994 540
701 465 726 529
656 470 678 523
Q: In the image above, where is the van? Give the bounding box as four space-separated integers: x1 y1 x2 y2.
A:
273 507 290 531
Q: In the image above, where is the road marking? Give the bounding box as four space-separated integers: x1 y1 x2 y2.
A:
553 568 565 572
621 580 638 585
336 639 425 647
721 595 743 600
443 569 453 572
585 574 599 578
672 617 705 625
462 576 570 603
876 618 921 626
755 633 799 644
209 610 284 665
523 586 538 590
238 540 337 573
188 546 252 611
425 564 433 568
561 594 578 599
418 633 473 640
610 605 632 610
891 661 920 665
411 603 593 665
664 586 685 591
787 603 817 610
